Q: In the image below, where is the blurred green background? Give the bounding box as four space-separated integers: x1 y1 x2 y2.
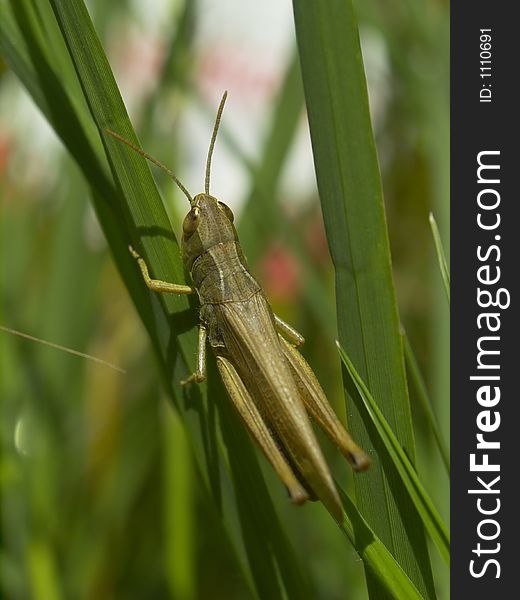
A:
0 1 448 598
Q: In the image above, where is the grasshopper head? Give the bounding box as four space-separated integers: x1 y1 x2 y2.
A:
181 193 237 271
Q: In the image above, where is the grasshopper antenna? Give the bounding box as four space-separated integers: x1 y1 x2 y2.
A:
105 129 193 204
205 91 228 195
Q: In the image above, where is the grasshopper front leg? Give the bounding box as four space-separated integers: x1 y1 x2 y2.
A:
129 246 203 384
129 246 195 294
181 326 207 385
216 355 309 506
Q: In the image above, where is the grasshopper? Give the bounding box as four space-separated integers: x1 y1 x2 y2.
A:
107 92 370 521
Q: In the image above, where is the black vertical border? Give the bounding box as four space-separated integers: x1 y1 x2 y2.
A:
451 3 518 596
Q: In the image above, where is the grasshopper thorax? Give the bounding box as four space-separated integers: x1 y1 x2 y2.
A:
181 194 237 272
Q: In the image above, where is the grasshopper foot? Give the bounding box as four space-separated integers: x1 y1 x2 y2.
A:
128 244 140 260
181 372 206 387
346 449 371 472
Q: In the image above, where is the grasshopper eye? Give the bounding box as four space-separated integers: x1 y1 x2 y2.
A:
217 201 234 223
183 206 201 234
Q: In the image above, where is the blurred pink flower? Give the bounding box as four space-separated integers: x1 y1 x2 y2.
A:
258 242 301 302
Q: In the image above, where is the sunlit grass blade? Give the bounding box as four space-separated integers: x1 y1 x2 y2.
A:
429 213 450 304
337 342 450 565
403 332 450 475
292 0 436 596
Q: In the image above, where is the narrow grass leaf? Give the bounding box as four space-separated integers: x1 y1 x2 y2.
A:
403 333 450 475
337 342 450 565
429 213 450 304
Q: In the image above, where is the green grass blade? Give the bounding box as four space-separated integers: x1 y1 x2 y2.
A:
429 213 450 304
403 333 450 475
337 343 450 565
292 1 436 596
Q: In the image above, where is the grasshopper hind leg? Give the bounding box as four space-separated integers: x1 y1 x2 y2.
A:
215 355 309 506
274 314 305 346
279 336 371 472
